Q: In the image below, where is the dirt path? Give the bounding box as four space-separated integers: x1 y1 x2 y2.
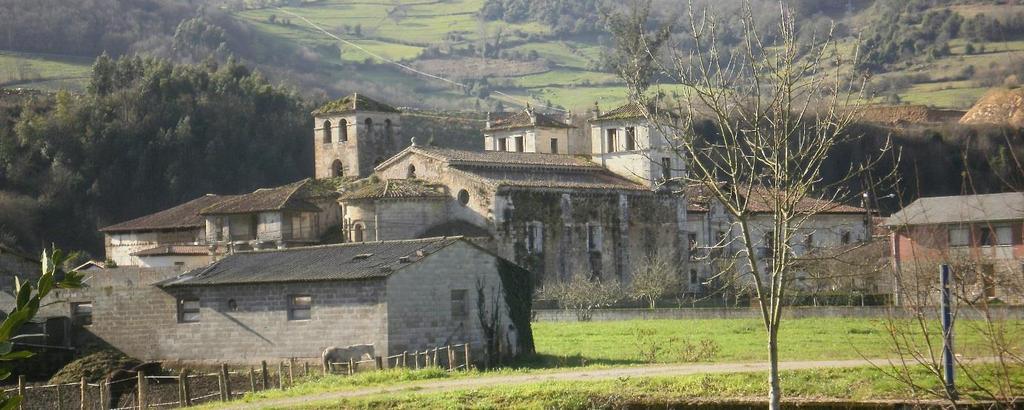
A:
216 358 912 409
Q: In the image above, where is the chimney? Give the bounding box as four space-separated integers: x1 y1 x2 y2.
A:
591 101 601 120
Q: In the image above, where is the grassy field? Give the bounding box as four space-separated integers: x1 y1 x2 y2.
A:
531 318 1022 365
0 51 92 91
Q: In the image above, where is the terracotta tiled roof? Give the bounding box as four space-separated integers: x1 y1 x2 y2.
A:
101 194 234 232
313 93 400 116
744 186 866 214
157 237 516 286
341 179 447 201
487 108 573 131
131 245 211 257
410 146 601 169
460 167 649 191
200 180 321 215
592 101 681 122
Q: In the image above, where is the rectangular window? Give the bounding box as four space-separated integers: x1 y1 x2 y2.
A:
498 138 507 151
840 231 851 245
71 302 93 326
689 269 699 285
450 290 468 320
995 225 1012 245
625 127 636 150
177 298 200 323
526 223 543 254
606 129 617 153
661 157 672 180
979 227 996 246
587 225 603 252
949 226 970 246
288 295 312 321
514 136 524 152
550 138 559 154
687 232 698 252
804 233 814 250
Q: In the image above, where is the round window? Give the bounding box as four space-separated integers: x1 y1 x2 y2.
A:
457 189 470 205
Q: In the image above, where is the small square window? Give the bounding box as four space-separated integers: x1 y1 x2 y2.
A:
451 290 468 320
550 138 559 154
689 269 699 285
289 295 312 321
587 225 603 252
177 298 200 323
949 226 969 247
71 302 93 326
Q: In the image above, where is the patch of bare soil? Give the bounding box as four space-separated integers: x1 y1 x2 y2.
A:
412 58 549 80
858 104 965 125
959 87 1024 127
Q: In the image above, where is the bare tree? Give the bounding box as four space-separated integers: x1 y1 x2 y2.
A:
629 250 682 309
540 270 623 321
612 1 892 407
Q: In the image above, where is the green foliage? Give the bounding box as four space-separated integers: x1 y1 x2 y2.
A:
0 247 83 408
0 55 313 254
496 258 535 356
480 0 605 35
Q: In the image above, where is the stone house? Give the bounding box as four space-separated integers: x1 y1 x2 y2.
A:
313 93 404 179
202 179 341 252
884 192 1024 304
47 237 532 364
100 194 229 268
483 106 584 155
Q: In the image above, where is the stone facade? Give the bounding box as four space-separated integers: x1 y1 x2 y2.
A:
313 112 403 179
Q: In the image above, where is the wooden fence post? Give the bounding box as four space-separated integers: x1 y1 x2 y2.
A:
17 375 24 410
221 364 232 401
288 358 295 386
79 377 86 410
277 362 284 390
447 345 454 371
401 351 407 368
180 369 191 407
413 350 420 370
248 368 256 393
374 356 383 370
433 348 438 368
348 358 355 376
137 370 147 410
303 361 309 378
216 369 226 402
260 361 269 391
100 377 110 410
464 343 471 371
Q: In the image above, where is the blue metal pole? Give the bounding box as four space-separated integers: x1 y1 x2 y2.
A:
940 264 958 401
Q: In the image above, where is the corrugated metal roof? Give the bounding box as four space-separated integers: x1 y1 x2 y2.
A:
883 192 1024 226
158 237 466 287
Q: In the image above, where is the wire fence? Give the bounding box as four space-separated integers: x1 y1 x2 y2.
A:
8 343 472 409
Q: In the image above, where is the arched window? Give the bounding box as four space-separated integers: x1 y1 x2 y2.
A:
407 164 417 179
457 189 470 205
385 119 393 138
339 119 348 142
322 120 332 143
353 224 364 242
364 118 373 133
331 160 344 177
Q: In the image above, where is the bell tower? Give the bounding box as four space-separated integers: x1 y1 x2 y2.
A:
312 93 403 179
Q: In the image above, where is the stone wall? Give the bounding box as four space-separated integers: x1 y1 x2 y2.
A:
314 112 403 178
40 267 390 364
385 241 519 358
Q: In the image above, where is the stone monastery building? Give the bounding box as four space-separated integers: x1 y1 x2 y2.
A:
102 93 871 292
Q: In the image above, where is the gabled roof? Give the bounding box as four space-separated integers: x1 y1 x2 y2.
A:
101 194 234 233
883 192 1024 227
487 108 573 131
158 237 487 286
744 186 866 214
200 180 321 215
341 179 447 201
131 245 211 257
376 146 648 191
313 93 400 116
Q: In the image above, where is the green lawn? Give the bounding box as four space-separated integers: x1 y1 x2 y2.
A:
531 318 1023 365
899 83 989 109
0 50 92 91
225 365 1024 409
